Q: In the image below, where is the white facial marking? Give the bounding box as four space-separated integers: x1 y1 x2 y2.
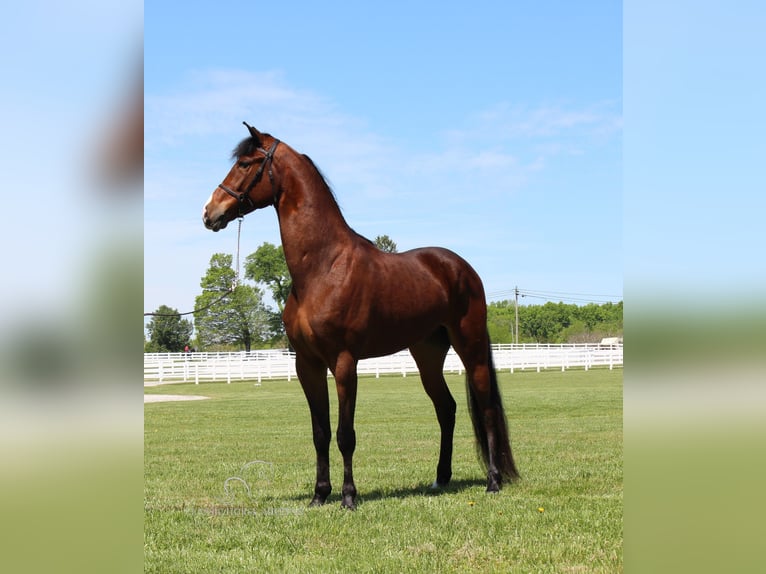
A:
203 191 215 218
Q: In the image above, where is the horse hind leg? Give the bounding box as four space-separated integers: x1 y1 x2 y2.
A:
410 328 457 489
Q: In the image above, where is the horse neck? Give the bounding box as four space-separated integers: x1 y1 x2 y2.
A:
276 155 356 289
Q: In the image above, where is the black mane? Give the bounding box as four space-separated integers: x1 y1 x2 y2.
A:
230 134 270 161
230 135 341 207
298 155 373 245
301 154 330 189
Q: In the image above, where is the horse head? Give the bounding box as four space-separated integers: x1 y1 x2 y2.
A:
202 122 280 231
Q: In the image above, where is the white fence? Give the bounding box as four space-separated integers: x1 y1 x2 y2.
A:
144 344 622 385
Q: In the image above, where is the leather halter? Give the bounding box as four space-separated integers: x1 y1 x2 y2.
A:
217 139 280 215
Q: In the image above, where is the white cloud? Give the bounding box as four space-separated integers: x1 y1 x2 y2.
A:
470 100 621 140
146 69 400 205
145 70 622 314
146 71 620 209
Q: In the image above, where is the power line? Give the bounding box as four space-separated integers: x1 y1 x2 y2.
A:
487 287 622 305
521 289 622 299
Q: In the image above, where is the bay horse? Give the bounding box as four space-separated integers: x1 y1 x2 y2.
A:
202 123 519 509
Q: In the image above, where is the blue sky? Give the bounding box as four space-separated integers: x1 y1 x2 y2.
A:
624 0 766 305
0 1 142 330
145 1 623 316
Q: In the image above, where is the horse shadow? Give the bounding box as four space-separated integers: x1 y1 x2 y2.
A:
288 478 487 507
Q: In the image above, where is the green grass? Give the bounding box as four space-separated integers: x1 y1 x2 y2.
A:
145 368 622 573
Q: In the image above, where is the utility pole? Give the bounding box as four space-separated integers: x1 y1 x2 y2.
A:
514 286 519 345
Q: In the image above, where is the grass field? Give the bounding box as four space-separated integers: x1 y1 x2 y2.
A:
145 368 622 573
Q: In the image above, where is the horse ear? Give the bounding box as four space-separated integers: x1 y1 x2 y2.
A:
243 121 261 141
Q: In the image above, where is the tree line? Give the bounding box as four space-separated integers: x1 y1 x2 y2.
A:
145 236 621 351
487 299 622 344
145 236 398 352
145 247 286 353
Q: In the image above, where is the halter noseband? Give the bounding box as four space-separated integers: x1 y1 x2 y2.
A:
218 138 281 215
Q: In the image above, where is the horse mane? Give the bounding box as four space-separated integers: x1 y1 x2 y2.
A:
230 135 335 202
300 154 338 202
231 134 270 161
231 135 372 246
301 153 375 247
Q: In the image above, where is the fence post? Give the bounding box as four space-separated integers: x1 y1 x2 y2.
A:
536 347 541 373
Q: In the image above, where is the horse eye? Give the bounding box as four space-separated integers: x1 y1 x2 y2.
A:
237 160 251 168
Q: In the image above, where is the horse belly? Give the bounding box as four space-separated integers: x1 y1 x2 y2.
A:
355 290 449 359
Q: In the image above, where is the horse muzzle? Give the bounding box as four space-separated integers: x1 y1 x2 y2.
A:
203 211 229 232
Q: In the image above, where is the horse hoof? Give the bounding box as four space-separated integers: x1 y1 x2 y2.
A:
340 493 357 510
486 476 501 493
309 495 327 507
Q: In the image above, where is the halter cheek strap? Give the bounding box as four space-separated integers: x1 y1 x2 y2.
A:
218 139 281 215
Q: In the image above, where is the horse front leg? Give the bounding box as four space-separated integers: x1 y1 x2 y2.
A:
333 352 359 510
295 352 332 506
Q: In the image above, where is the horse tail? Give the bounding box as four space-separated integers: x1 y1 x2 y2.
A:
466 338 520 483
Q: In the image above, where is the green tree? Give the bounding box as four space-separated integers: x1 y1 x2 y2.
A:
145 306 193 352
488 299 623 344
374 234 398 253
487 300 515 343
244 243 292 313
194 253 272 351
521 302 574 343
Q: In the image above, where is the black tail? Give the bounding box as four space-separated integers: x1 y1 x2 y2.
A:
466 340 520 483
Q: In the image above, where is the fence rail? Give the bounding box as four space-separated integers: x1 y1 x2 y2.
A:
144 344 622 385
